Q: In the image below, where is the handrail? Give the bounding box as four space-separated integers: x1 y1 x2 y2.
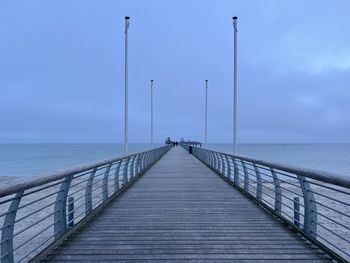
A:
0 145 172 263
0 150 164 198
181 143 350 262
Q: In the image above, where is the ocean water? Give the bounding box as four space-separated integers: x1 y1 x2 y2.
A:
0 143 349 178
0 143 160 178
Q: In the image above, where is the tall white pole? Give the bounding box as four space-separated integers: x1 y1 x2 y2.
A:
232 16 238 154
150 80 154 148
205 80 208 149
124 16 130 153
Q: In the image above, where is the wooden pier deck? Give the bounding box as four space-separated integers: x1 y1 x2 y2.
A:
44 147 331 262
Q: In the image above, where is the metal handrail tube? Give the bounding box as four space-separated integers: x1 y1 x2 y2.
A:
0 149 166 198
16 231 59 263
313 202 350 218
21 181 64 198
14 201 56 224
14 220 57 252
316 223 350 245
67 186 86 197
0 145 171 263
13 211 55 238
316 235 350 258
308 180 350 195
189 147 350 188
17 191 59 210
182 144 350 262
312 191 350 207
316 212 350 231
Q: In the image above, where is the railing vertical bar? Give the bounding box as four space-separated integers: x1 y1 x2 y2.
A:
1 191 24 263
102 164 112 201
85 169 97 215
114 160 122 192
253 163 262 201
241 160 249 191
225 156 232 180
233 159 239 186
54 175 73 240
298 175 317 238
270 168 282 215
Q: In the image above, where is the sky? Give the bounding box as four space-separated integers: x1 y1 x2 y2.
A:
0 0 349 143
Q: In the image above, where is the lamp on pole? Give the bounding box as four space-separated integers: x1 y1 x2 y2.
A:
232 16 238 154
205 80 208 149
150 80 154 148
124 16 130 153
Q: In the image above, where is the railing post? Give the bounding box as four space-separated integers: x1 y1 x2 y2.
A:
1 191 23 263
146 152 151 167
138 153 143 171
131 155 137 178
233 159 239 186
293 197 300 227
253 163 262 201
54 174 73 240
123 157 130 184
214 152 219 171
114 160 122 192
208 151 213 167
137 153 144 173
85 168 96 215
142 152 148 168
220 154 225 175
67 196 74 228
241 160 249 192
129 156 135 179
211 151 215 168
102 164 112 201
298 175 317 238
217 153 222 173
270 168 282 215
225 156 232 180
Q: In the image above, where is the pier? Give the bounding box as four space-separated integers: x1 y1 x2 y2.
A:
0 144 349 262
43 147 330 262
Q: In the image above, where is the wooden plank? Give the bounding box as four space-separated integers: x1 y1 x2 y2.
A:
45 147 331 262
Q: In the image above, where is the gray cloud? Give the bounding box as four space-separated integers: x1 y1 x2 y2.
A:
0 0 349 143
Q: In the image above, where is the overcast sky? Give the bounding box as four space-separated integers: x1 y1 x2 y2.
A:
0 0 349 143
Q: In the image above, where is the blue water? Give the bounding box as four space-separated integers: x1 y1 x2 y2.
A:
0 144 349 178
0 144 160 178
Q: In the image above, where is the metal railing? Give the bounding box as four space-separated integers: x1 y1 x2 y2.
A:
0 145 171 263
182 144 350 262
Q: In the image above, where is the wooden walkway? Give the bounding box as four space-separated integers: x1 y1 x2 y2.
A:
45 147 331 262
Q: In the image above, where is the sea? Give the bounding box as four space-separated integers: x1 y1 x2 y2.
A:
0 143 349 179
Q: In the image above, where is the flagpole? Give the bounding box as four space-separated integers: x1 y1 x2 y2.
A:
124 16 130 153
205 80 208 149
150 80 154 148
232 16 238 154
